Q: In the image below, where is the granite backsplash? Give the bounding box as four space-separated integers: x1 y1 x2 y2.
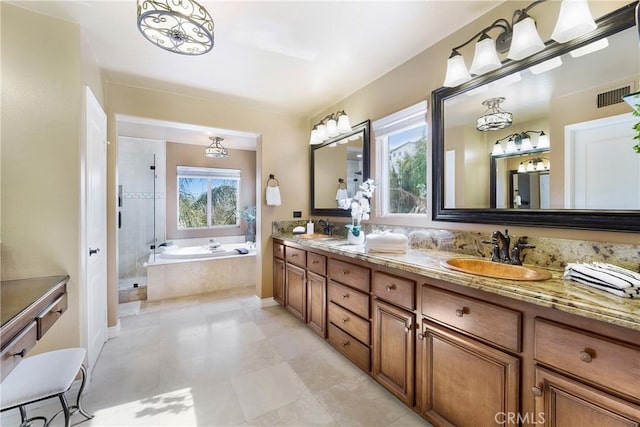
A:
272 220 640 272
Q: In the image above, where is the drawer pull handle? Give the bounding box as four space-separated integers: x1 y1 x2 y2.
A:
342 270 348 275
342 294 349 299
386 284 396 292
341 317 350 324
12 349 27 359
291 254 298 257
531 386 543 397
342 341 351 348
89 248 100 256
418 333 425 340
312 260 319 264
578 351 593 363
455 307 468 317
55 309 64 315
404 326 411 333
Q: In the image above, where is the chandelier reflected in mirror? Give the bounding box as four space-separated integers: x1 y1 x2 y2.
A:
476 97 513 131
205 137 228 158
137 0 214 55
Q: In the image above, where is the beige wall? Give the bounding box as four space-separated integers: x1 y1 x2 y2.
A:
1 4 103 354
165 142 257 239
310 0 637 245
105 81 308 326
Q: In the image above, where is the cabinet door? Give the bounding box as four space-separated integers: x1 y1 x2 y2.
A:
372 299 415 406
533 366 640 427
307 272 326 338
273 258 285 306
285 263 306 322
420 321 519 427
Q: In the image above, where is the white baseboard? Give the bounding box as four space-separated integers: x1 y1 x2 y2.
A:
256 296 278 308
108 319 121 339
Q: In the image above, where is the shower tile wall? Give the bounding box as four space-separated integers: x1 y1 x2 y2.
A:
118 137 166 288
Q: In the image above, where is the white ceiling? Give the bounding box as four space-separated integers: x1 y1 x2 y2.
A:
11 0 503 147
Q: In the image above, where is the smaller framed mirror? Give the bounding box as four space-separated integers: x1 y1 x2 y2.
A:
310 120 370 216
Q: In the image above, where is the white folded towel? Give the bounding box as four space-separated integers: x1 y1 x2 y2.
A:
336 188 349 209
564 262 640 298
266 186 281 206
365 232 408 254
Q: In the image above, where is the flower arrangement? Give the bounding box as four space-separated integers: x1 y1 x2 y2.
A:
346 179 375 237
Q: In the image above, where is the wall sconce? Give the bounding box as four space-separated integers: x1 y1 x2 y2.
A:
443 0 597 87
310 110 352 145
492 130 549 156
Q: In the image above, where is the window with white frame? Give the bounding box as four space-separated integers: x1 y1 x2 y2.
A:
374 101 428 216
177 166 241 229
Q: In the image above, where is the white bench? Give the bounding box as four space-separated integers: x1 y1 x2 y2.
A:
0 348 93 427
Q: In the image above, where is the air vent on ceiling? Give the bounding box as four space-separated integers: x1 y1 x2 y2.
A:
597 85 631 108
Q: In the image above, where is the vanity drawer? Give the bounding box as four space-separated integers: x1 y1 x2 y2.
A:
372 272 415 310
328 259 370 292
328 280 369 318
273 241 285 260
328 323 370 372
307 252 326 276
534 318 640 400
328 302 370 345
1 321 37 381
422 286 521 352
36 293 67 339
285 247 306 268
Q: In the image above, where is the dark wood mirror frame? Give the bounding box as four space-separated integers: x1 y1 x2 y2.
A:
432 2 640 232
310 120 371 217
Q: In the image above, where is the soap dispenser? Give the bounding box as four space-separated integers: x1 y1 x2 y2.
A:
306 219 314 234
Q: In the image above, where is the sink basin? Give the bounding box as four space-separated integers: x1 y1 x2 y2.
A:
295 233 336 241
441 258 552 281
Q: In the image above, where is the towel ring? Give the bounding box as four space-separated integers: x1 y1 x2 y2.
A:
337 178 347 190
267 174 279 187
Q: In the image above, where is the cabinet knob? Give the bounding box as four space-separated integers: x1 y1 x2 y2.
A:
342 317 349 324
342 270 348 275
578 350 593 363
342 341 350 348
12 349 27 358
417 333 425 340
531 386 543 397
455 307 468 317
404 326 411 333
342 294 349 299
312 260 319 264
386 284 396 292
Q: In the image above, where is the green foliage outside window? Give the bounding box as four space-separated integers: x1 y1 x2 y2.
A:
178 177 238 228
388 135 427 214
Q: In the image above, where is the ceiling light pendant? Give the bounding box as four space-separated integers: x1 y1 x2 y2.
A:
470 34 502 75
551 0 597 43
444 51 472 87
137 0 215 55
205 136 228 158
507 15 545 60
476 97 513 132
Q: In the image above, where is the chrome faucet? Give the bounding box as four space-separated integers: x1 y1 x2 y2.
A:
317 219 335 236
484 229 535 265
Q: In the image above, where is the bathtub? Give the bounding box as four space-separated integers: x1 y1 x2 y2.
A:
145 237 257 301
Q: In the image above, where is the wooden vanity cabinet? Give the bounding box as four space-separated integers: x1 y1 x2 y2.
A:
306 250 327 338
372 271 416 406
273 242 285 305
285 263 306 322
420 320 520 427
532 318 640 426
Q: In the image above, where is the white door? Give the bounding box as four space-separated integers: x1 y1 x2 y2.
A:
85 87 108 372
565 113 640 209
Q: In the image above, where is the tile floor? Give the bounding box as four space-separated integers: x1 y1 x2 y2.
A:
2 287 432 426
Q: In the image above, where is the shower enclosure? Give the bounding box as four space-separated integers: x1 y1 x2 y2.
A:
117 137 166 302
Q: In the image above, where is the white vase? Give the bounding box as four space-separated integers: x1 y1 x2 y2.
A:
347 228 365 245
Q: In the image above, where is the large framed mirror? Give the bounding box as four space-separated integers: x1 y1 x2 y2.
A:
311 120 370 216
432 2 640 232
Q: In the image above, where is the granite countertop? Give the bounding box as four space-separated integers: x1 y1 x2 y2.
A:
274 233 640 332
